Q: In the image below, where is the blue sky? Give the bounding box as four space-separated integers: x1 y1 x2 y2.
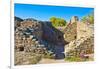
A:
14 3 94 21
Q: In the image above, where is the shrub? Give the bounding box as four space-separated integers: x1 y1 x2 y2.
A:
43 52 55 59
50 17 67 27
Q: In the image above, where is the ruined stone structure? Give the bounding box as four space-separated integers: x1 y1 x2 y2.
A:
15 18 45 52
14 16 94 65
64 36 94 57
70 16 79 23
64 16 94 58
14 17 66 64
63 16 79 42
64 22 77 42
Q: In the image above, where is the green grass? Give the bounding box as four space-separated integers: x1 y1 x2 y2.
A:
64 56 92 62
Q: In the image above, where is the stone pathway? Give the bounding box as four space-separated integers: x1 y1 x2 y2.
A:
38 58 66 64
54 44 65 59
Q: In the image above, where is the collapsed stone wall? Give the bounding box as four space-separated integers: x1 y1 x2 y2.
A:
15 17 65 65
65 36 94 57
